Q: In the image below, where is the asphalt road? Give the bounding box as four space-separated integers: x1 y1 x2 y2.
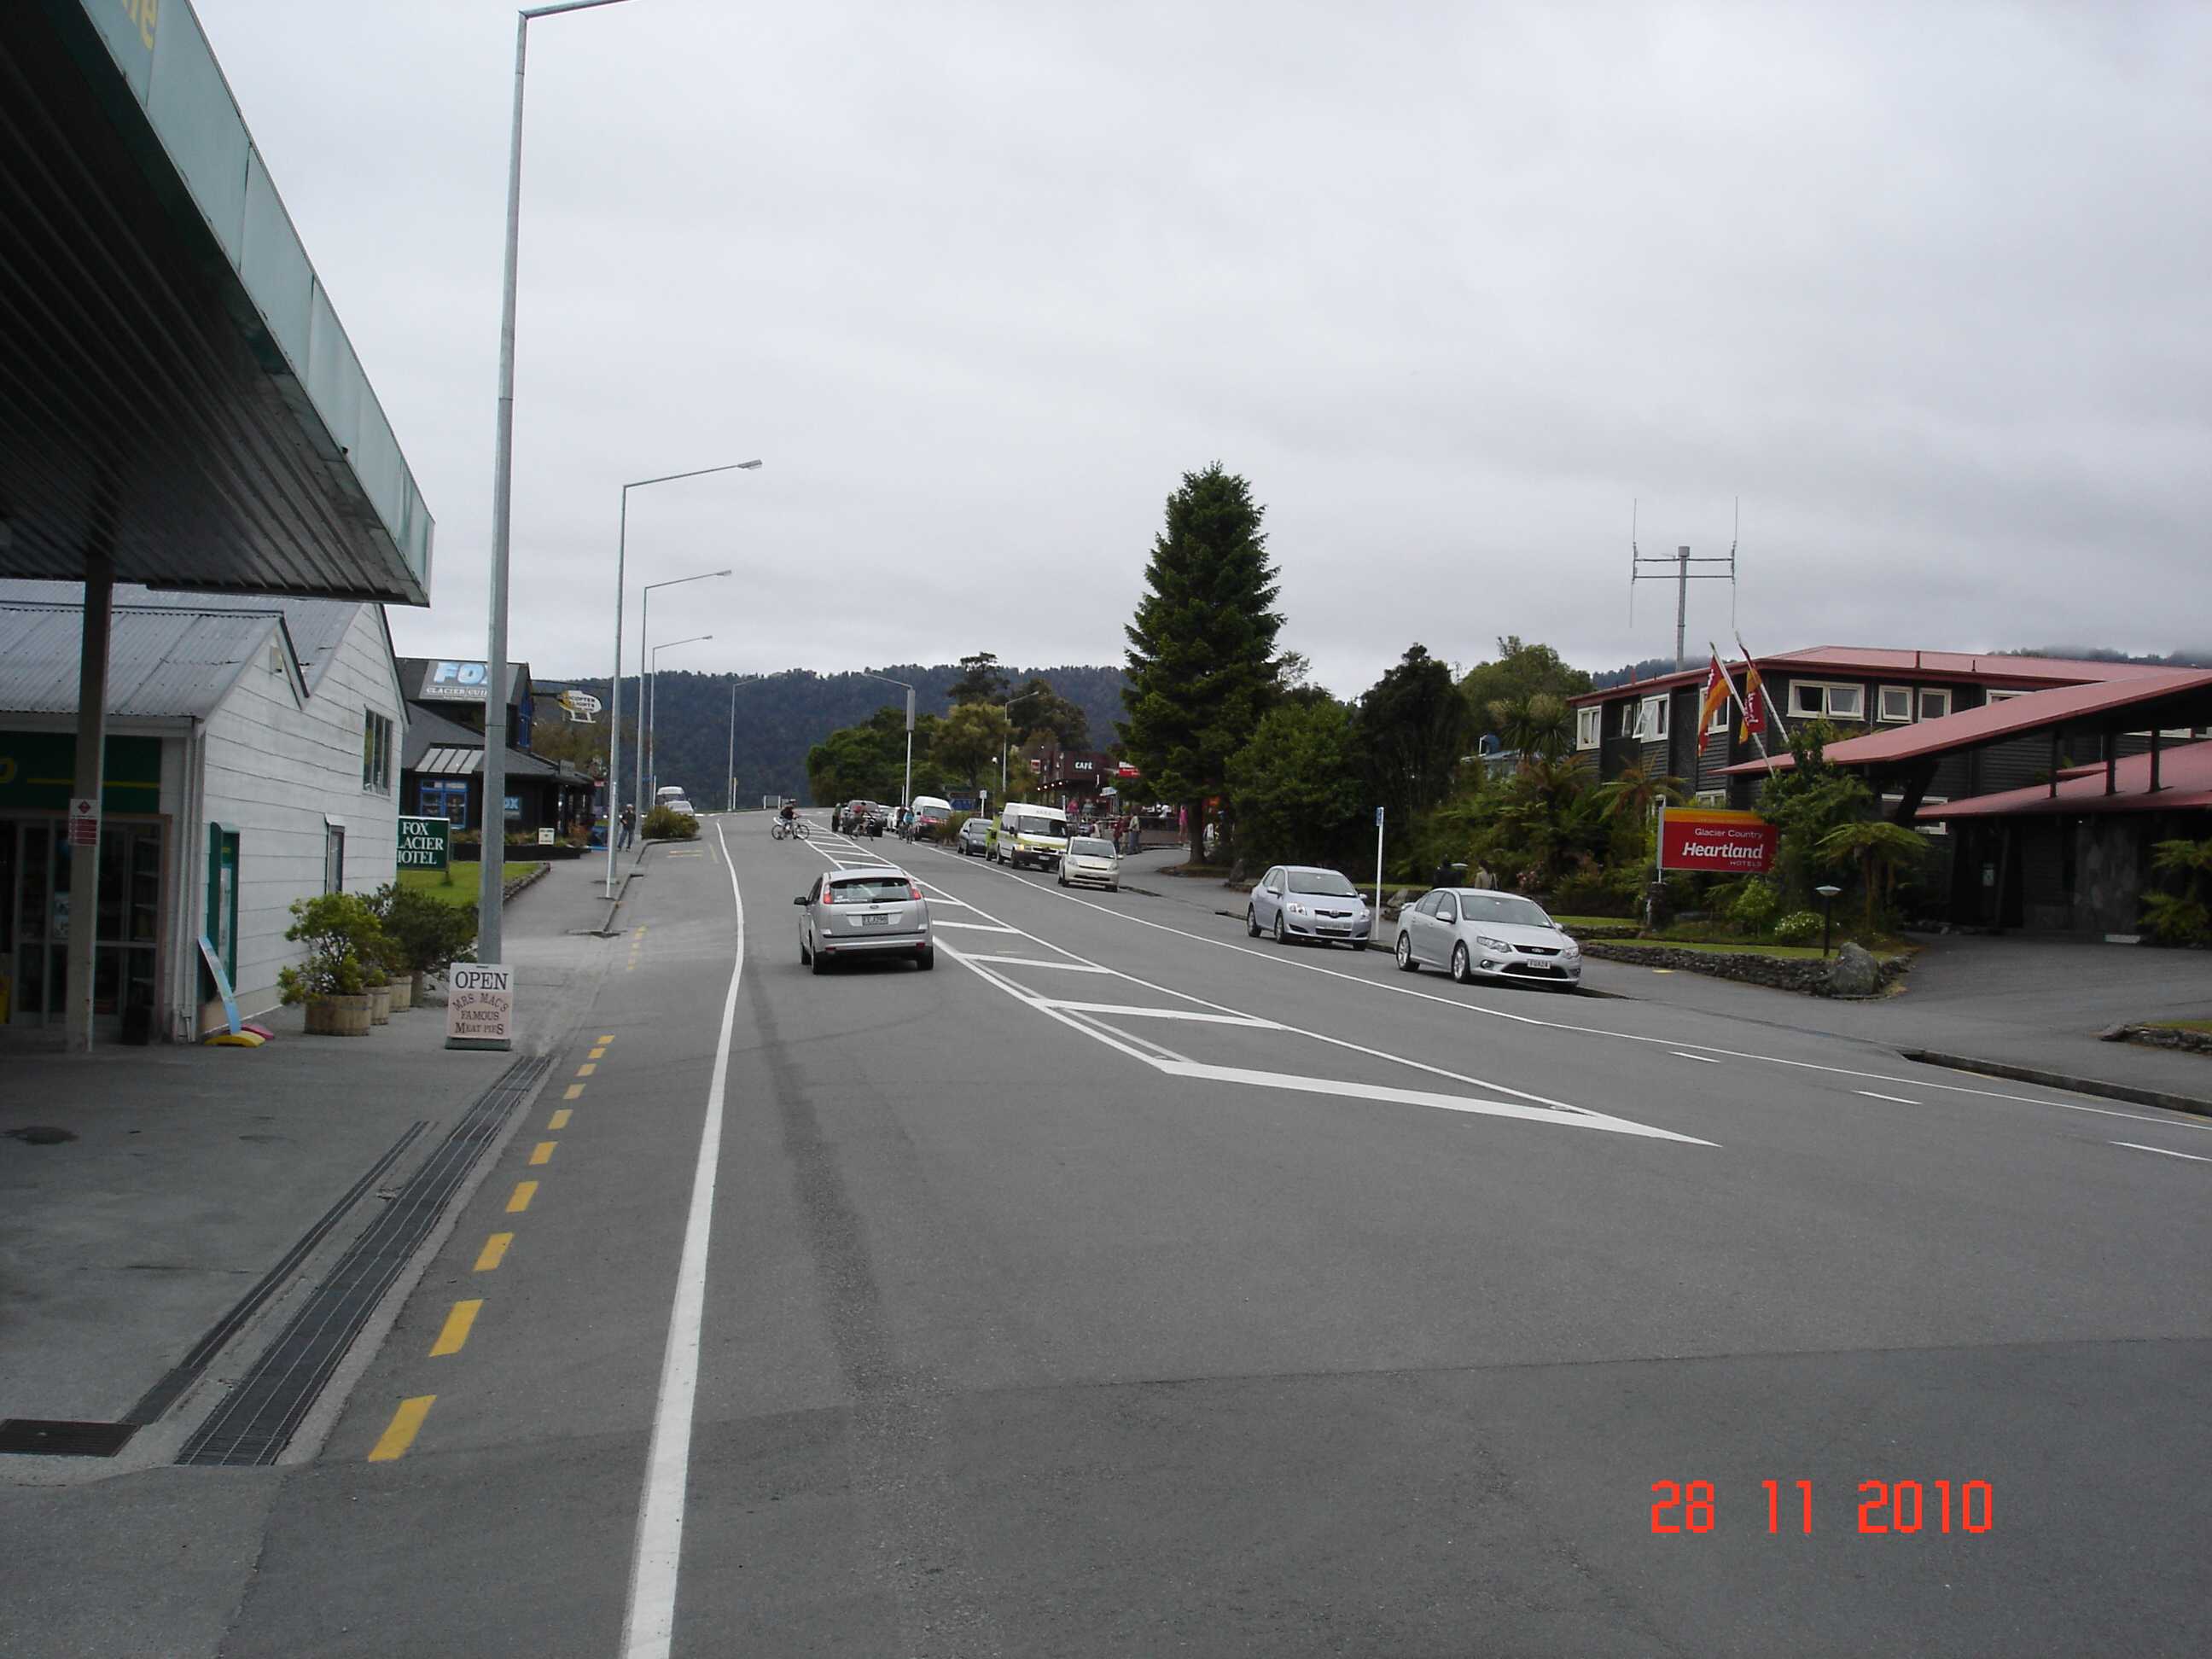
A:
155 816 2212 1654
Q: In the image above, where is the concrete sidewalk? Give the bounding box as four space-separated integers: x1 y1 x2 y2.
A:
1581 931 2212 1109
0 858 611 1472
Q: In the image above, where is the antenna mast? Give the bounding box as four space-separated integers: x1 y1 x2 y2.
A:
1630 499 1740 670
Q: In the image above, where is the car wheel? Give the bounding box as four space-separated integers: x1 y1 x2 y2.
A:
1109 883 1119 894
811 940 830 975
1246 907 1260 937
1450 943 1472 985
1057 873 1068 886
1273 912 1289 946
1395 933 1416 972
800 935 812 964
917 947 934 971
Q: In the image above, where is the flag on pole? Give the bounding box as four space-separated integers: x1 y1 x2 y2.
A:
1694 655 1734 757
1738 661 1768 742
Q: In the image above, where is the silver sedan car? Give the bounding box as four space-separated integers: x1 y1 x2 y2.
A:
1392 888 1580 988
1246 865 1372 947
795 864 933 973
1057 835 1121 891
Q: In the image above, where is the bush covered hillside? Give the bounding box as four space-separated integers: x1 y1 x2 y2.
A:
540 664 1127 807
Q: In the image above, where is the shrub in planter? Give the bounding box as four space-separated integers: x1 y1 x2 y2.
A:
277 892 387 1035
642 804 700 841
373 882 479 999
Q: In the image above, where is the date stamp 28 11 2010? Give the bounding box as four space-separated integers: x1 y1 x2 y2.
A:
1651 1480 1993 1535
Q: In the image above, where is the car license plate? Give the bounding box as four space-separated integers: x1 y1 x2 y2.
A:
862 912 888 927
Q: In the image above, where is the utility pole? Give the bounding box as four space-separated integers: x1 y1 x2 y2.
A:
1629 499 1739 672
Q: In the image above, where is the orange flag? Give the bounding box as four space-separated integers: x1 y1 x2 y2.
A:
1694 655 1733 756
1739 661 1767 742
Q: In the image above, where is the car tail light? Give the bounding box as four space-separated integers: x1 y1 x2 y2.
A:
909 882 924 900
820 887 835 905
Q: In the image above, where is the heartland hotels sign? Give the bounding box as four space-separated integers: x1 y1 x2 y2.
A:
1657 806 1778 874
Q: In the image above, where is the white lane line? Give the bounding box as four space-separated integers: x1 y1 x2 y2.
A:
2111 1140 2212 1163
947 856 2212 1136
620 818 747 1658
963 955 1116 973
931 921 1022 934
1857 1090 1918 1105
1672 1051 1723 1064
1153 1060 1711 1144
1038 999 1282 1027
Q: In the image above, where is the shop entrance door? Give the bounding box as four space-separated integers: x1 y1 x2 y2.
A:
3 818 165 1033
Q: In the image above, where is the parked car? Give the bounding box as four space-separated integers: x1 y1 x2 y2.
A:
994 803 1070 870
794 864 933 973
1391 888 1581 988
836 799 873 834
957 817 991 856
1058 835 1121 891
1246 865 1372 947
662 796 696 817
905 795 954 841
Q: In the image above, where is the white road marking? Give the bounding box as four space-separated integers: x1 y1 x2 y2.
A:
1672 1051 1723 1064
942 854 2212 1138
2111 1140 2212 1163
1857 1090 1918 1104
1038 999 1281 1027
1152 1060 1713 1144
620 819 746 1658
931 920 1022 934
963 955 1116 972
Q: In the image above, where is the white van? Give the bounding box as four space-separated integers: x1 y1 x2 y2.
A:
993 803 1069 870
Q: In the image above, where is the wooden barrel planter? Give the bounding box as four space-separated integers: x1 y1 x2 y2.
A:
367 985 393 1026
305 993 373 1037
386 975 413 1013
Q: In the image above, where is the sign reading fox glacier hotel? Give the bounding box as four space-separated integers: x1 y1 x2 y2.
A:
1657 806 1778 874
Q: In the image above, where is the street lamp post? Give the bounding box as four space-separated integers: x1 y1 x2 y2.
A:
646 635 713 802
726 678 738 814
476 0 634 1002
637 570 730 818
998 689 1049 800
859 672 916 814
1815 883 1842 958
606 463 757 897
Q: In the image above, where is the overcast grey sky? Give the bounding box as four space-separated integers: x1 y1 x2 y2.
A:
198 0 2209 697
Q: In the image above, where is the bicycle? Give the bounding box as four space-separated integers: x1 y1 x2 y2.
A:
771 817 812 841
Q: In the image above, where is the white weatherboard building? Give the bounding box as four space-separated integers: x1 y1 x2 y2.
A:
0 583 406 1042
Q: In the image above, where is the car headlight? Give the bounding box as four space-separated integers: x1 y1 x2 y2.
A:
1288 902 1309 916
1476 934 1511 952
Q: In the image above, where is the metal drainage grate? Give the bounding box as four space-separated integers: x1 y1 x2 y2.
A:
0 1418 137 1458
177 1053 552 1467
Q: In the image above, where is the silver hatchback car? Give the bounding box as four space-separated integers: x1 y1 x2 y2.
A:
795 864 933 973
1392 888 1580 987
1247 865 1372 947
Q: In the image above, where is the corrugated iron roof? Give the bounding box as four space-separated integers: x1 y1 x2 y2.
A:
1917 741 2212 819
0 579 370 691
1570 646 2199 706
1720 671 2212 776
0 602 285 719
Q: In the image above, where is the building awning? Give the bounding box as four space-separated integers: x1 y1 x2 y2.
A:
1917 742 2212 820
416 747 482 777
1721 672 2212 776
1 2 432 603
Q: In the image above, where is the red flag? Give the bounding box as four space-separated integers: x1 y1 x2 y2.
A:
1739 662 1767 741
1694 656 1732 757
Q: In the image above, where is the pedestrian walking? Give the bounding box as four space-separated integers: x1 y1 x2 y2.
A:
618 803 637 850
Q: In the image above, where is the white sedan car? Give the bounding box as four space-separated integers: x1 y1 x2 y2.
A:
1057 835 1121 891
1392 888 1580 988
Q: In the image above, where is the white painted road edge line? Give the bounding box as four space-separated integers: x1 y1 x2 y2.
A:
1857 1090 1918 1105
619 818 747 1659
963 955 1116 972
2110 1140 2212 1163
1671 1051 1723 1064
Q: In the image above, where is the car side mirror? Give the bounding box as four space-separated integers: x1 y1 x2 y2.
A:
792 895 807 906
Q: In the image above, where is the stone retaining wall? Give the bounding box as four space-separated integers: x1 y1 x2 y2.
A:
2118 1025 2212 1056
1579 941 1911 998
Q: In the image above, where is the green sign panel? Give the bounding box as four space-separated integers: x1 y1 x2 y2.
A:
0 731 162 812
397 815 451 870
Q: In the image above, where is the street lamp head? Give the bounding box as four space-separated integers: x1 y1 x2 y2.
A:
1814 884 1842 899
736 460 763 469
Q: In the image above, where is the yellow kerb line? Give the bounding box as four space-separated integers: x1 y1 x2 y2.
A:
588 1046 606 1060
474 1232 513 1272
506 1180 538 1213
368 1395 434 1462
563 1083 585 1101
529 1141 556 1166
429 1299 483 1357
598 1034 614 1044
548 1109 571 1130
576 1062 596 1077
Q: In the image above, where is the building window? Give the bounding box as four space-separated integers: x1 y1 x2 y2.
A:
1790 681 1866 721
1983 689 2027 705
1695 789 1726 806
324 824 346 894
1883 794 1949 835
1708 699 1730 735
363 710 394 792
1877 685 1913 723
1637 696 1670 742
1919 688 1952 720
1575 706 1601 750
420 779 469 830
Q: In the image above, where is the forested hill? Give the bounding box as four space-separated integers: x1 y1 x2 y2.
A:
538 663 1128 806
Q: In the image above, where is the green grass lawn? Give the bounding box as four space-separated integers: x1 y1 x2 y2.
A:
398 864 542 907
1594 936 1909 962
2148 1017 2212 1033
1549 914 1640 930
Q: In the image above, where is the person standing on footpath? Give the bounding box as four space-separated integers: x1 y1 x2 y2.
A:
619 803 637 850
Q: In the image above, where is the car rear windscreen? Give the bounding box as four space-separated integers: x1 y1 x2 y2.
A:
831 876 912 902
1069 838 1114 856
1016 814 1066 836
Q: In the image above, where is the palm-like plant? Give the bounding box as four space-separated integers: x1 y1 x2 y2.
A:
1817 819 1930 930
1486 693 1573 767
2142 835 2212 946
1594 760 1686 824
